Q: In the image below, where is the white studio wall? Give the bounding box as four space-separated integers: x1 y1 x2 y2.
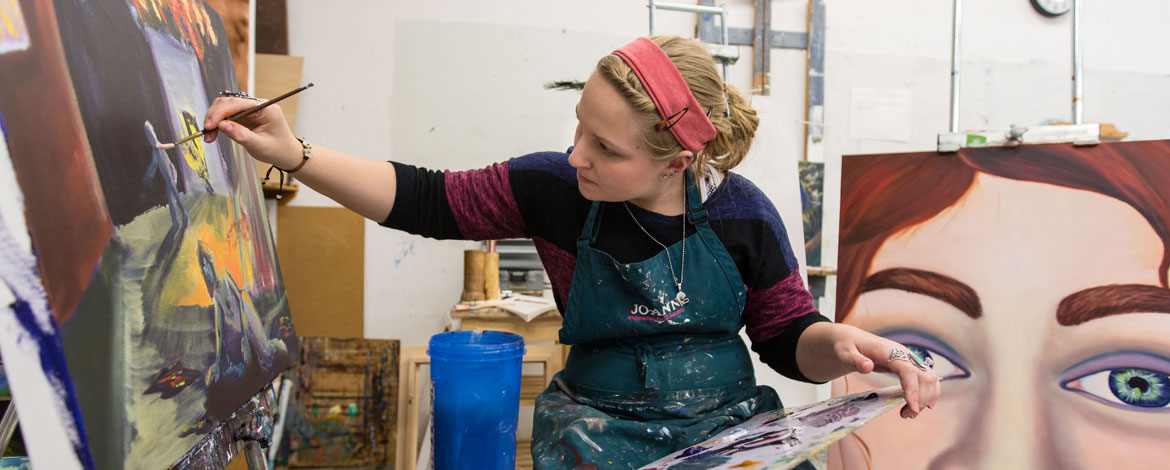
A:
282 0 1170 410
819 0 1170 321
283 0 796 343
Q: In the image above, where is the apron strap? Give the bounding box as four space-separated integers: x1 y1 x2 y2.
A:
577 201 605 246
684 169 708 225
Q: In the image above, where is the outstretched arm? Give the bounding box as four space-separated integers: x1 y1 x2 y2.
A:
203 97 397 222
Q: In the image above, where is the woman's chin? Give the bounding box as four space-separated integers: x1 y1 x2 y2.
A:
577 186 613 202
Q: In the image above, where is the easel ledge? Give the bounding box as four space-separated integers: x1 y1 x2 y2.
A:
937 123 1101 152
169 386 277 470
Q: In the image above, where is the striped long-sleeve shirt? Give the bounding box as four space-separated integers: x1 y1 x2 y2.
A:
383 150 829 383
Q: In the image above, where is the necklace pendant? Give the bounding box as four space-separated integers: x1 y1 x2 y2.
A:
675 290 687 302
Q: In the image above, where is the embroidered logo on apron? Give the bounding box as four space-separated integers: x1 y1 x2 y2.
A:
628 292 690 321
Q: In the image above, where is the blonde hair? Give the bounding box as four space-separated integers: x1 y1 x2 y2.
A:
596 35 758 172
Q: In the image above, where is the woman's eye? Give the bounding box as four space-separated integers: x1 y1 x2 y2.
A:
905 344 969 380
1063 367 1170 411
598 140 615 155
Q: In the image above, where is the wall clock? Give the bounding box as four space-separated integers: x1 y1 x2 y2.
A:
1031 0 1072 17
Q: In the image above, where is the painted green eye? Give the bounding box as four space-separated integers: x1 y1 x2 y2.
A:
1065 368 1170 410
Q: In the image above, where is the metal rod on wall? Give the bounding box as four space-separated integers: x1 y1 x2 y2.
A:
652 2 726 16
1072 0 1084 124
649 0 656 36
720 4 730 80
649 1 734 81
949 0 962 133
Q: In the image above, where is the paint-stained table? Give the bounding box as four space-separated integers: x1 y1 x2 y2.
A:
449 307 563 342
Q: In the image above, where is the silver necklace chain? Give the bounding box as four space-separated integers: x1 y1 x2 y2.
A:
623 180 686 299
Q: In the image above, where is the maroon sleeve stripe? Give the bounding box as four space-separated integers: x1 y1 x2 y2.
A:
743 267 819 344
533 236 577 310
443 161 529 240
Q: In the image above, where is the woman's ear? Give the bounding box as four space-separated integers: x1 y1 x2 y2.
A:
666 151 694 174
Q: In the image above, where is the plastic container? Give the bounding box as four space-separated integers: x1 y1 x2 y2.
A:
427 330 525 470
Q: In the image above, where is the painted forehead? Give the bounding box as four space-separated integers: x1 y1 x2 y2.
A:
862 175 1167 323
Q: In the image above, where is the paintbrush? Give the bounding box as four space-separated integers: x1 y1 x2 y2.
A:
159 83 314 149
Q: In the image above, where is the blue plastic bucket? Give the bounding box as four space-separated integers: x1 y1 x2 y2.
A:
427 330 525 470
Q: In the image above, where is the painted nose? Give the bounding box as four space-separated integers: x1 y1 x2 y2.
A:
970 357 1046 468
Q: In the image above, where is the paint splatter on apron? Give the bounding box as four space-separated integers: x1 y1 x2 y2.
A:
532 172 813 470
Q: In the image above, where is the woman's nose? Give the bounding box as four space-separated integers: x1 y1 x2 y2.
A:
568 146 588 169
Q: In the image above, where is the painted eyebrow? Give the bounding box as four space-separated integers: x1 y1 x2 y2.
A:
861 268 982 319
1056 284 1170 326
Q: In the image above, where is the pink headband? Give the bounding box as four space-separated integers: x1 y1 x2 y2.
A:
612 37 716 155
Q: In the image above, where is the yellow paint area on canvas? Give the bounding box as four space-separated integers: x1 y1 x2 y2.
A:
160 204 257 307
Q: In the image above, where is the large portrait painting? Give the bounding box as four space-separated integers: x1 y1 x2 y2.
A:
832 141 1170 468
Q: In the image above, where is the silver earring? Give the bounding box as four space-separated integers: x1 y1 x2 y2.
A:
662 174 671 179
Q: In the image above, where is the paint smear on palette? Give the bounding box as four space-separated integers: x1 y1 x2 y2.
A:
639 386 905 470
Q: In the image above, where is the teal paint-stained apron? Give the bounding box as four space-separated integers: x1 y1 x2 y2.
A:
531 172 813 470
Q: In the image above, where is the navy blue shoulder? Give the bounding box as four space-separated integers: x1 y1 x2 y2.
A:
705 172 799 272
707 174 784 227
508 149 576 184
504 148 589 250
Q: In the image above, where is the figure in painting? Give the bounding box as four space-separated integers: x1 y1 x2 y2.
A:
199 241 287 391
142 121 189 242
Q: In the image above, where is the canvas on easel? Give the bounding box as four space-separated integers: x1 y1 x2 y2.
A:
833 141 1170 468
0 0 298 468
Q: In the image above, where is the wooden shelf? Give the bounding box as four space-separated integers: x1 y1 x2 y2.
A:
450 306 560 321
519 375 546 405
807 266 837 276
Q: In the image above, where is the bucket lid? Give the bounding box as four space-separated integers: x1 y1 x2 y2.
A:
427 330 525 361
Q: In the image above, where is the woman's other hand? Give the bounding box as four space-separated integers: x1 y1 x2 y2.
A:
797 323 941 419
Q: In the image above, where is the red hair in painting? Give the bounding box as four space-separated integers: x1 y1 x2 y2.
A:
837 140 1170 321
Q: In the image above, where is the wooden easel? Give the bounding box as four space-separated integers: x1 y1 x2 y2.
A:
168 385 280 470
0 397 18 455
